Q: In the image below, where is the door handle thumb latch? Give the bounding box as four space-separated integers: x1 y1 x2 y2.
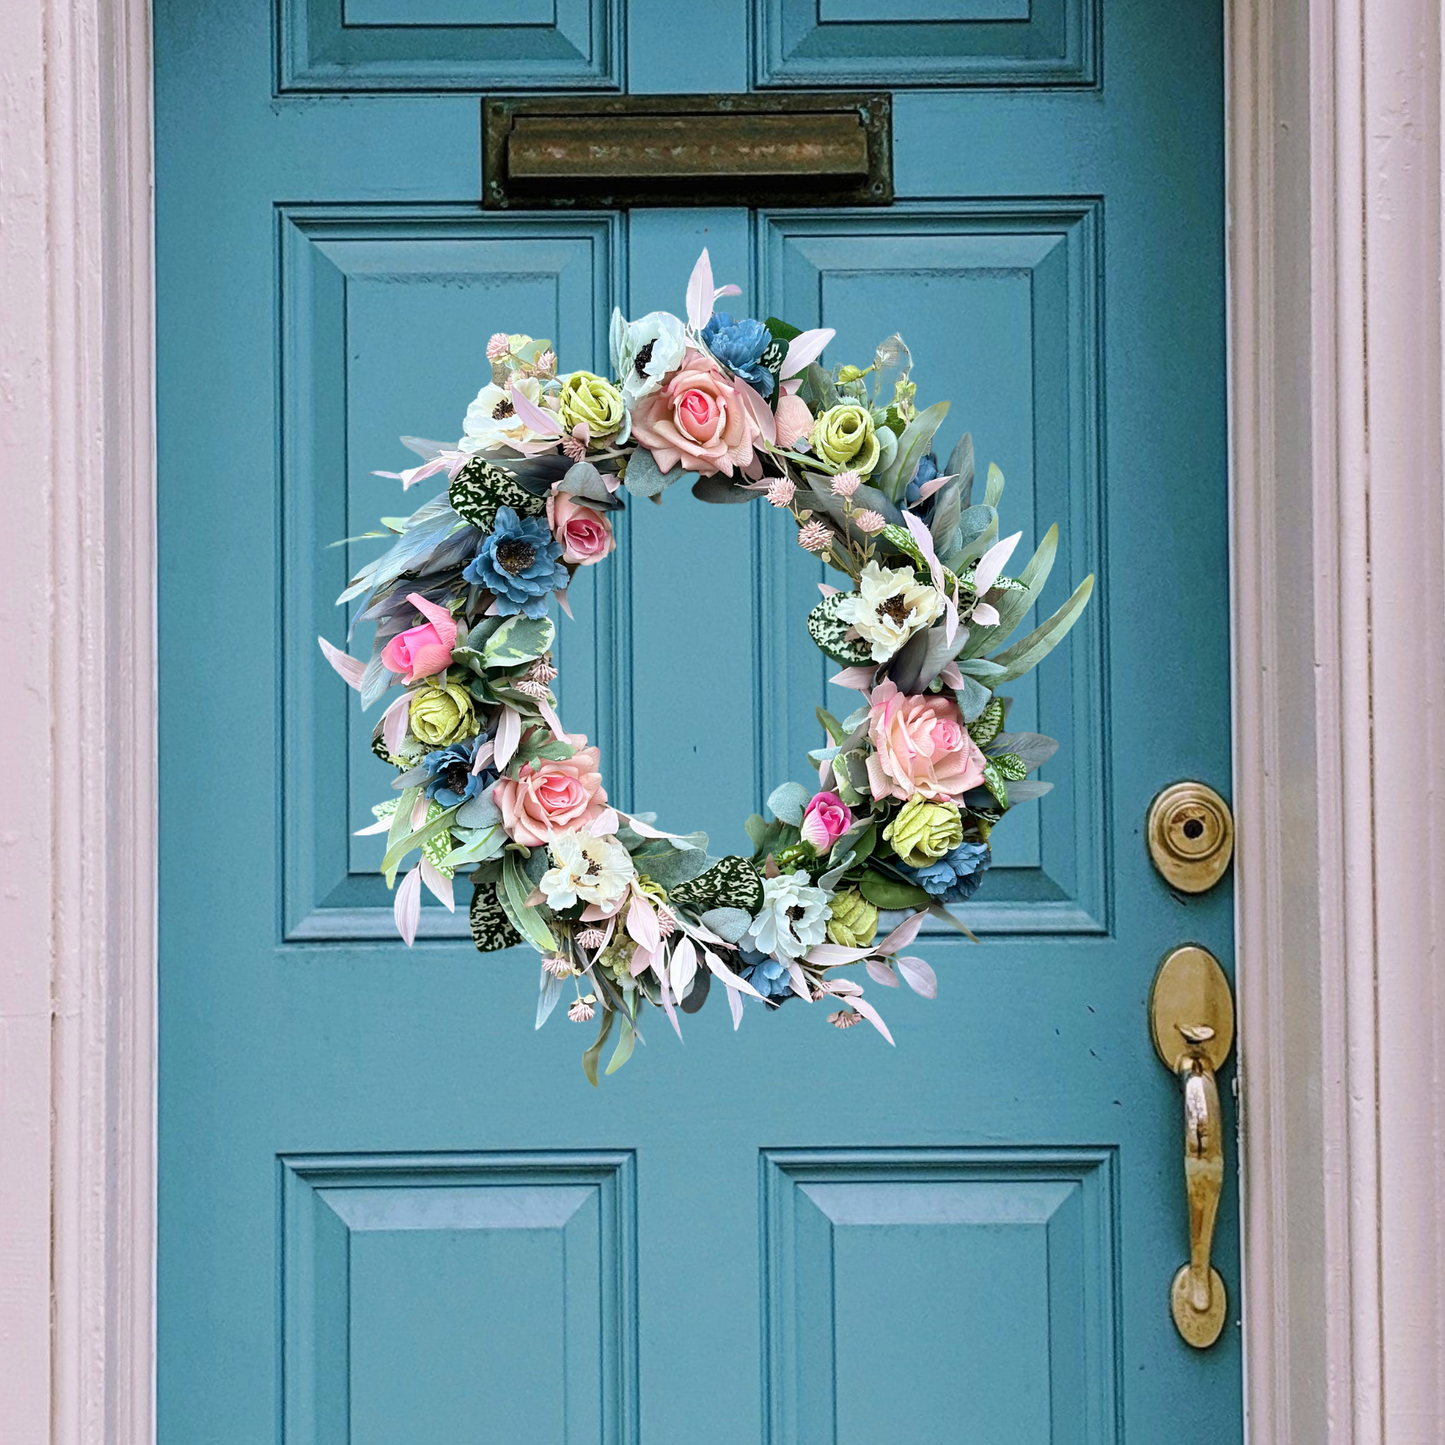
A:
1149 945 1235 1348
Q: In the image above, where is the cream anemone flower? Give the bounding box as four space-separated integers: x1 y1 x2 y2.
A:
539 831 636 912
459 376 555 455
835 560 945 663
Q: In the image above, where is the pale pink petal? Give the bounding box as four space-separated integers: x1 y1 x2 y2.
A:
318 636 366 690
495 706 522 769
670 937 698 1000
903 510 944 589
537 696 567 739
912 471 954 504
787 960 812 1000
944 591 960 647
685 250 714 331
406 593 458 650
658 973 684 1040
616 811 703 848
865 957 900 988
394 865 422 946
829 666 877 693
627 893 661 952
877 911 926 955
411 793 429 829
821 977 862 996
781 327 835 379
508 383 561 437
805 942 877 966
737 382 777 445
590 807 620 836
939 661 965 688
971 602 1000 627
353 816 392 836
818 582 840 597
419 857 455 912
713 283 742 302
846 993 895 1045
381 692 411 755
703 948 764 999
727 982 745 1029
895 954 938 999
470 737 496 775
973 531 1022 595
555 588 574 620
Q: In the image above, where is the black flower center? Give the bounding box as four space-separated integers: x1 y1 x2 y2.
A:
877 595 910 625
494 538 536 575
443 762 471 794
585 859 602 876
492 397 515 420
786 905 805 922
633 340 654 378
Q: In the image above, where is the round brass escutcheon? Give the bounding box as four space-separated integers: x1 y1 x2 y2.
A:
1147 781 1234 893
1149 944 1234 1074
1170 1265 1228 1348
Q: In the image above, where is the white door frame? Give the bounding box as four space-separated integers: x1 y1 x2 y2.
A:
3 0 1441 1439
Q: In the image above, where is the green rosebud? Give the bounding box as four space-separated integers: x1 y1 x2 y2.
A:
558 370 626 442
408 682 479 748
835 364 868 384
811 402 881 476
826 887 879 948
882 794 963 868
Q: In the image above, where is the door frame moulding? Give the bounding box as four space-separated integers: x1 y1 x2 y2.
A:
3 0 1442 1441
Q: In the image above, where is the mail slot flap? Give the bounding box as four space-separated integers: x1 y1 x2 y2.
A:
483 93 892 210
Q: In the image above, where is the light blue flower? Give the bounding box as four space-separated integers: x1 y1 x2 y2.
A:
738 947 794 1002
701 312 775 398
421 737 491 808
902 840 991 904
462 506 569 619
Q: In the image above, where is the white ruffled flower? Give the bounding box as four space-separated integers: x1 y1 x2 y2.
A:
539 832 636 912
459 375 553 454
743 869 832 961
835 560 945 663
608 309 688 404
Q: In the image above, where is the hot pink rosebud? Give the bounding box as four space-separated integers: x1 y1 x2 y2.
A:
379 593 458 684
801 790 854 851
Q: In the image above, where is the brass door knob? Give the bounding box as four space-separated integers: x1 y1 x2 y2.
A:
1150 944 1235 1348
1147 782 1234 892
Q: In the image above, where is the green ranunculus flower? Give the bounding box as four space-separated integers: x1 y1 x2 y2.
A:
826 887 879 948
408 682 479 747
883 794 964 868
558 371 626 442
811 402 881 476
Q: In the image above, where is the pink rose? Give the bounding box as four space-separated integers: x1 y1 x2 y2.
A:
379 593 457 684
865 681 987 802
800 790 853 851
628 354 760 477
546 491 616 566
494 738 608 847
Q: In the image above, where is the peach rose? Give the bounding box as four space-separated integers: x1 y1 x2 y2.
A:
628 353 760 477
494 737 608 847
865 681 987 802
546 491 616 566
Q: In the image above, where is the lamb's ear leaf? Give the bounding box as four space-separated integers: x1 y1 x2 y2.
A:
943 505 998 571
945 432 975 508
767 781 812 826
962 524 1058 659
953 675 992 723
988 574 1094 685
582 1006 616 1087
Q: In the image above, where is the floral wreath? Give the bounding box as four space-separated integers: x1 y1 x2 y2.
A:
320 251 1092 1081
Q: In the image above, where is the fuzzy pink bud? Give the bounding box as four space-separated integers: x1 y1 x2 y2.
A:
831 470 861 498
854 509 886 534
766 477 796 508
486 332 511 360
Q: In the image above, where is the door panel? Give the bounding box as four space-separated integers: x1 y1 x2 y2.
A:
156 0 1238 1440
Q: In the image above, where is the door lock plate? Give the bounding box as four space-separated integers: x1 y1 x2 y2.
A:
1147 782 1234 892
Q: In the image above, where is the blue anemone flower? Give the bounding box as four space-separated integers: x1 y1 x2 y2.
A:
462 506 569 618
701 312 775 399
902 840 991 904
737 946 794 1002
421 737 492 808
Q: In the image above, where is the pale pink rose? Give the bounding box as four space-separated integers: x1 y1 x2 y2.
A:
628 354 760 477
865 681 987 801
494 739 608 847
800 791 853 850
775 393 814 449
546 491 616 566
379 593 457 684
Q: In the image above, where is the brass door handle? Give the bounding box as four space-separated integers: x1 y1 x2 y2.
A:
1150 946 1235 1348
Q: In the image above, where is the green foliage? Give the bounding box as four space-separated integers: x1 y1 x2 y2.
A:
481 614 554 668
448 458 545 531
858 868 932 910
968 698 1006 746
669 856 764 915
469 879 522 952
988 574 1095 685
807 593 873 665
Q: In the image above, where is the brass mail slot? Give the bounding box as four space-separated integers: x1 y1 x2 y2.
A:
482 94 892 210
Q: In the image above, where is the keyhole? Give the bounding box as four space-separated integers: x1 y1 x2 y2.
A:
1182 818 1205 840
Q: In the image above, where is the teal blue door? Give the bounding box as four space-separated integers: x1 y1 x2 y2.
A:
156 3 1239 1441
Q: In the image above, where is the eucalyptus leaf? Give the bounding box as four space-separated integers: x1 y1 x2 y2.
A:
624 449 690 499
700 907 752 943
1002 780 1054 803
945 506 999 571
559 460 625 508
632 844 711 891
692 475 759 504
987 731 1058 770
